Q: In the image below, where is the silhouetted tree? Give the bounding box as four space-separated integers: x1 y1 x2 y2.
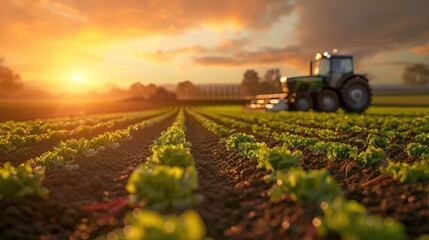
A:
403 63 429 86
0 59 23 96
176 80 198 99
263 68 282 92
129 82 147 98
241 69 261 96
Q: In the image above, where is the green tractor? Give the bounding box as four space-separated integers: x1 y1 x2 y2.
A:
250 52 372 112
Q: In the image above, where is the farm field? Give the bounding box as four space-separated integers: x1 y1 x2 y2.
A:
0 105 428 240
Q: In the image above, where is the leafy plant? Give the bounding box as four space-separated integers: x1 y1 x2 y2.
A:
103 209 206 240
406 143 429 157
380 160 429 183
150 145 194 168
367 134 389 148
269 168 343 204
356 147 385 167
223 133 256 151
238 142 267 162
258 147 301 172
0 161 48 200
316 197 405 240
325 142 357 161
251 124 271 137
415 133 429 145
126 165 201 210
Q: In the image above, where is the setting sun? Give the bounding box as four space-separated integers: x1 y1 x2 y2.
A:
71 74 83 82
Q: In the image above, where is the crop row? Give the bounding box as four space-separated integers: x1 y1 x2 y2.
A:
197 107 429 161
0 109 177 201
100 108 206 240
196 107 429 184
0 108 172 154
187 108 408 239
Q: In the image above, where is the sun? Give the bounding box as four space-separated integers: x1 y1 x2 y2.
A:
71 74 83 82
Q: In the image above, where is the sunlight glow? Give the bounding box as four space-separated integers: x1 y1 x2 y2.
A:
71 74 83 82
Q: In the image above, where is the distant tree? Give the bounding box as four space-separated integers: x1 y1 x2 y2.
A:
0 59 23 96
263 68 282 92
129 82 147 98
241 69 261 96
176 80 198 99
145 83 158 98
403 63 429 86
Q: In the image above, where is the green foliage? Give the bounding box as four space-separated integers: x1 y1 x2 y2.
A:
273 132 319 148
269 168 343 204
356 147 385 167
0 161 48 200
33 145 79 171
223 132 256 151
126 165 201 210
258 147 301 172
325 142 357 161
251 124 271 137
238 142 267 162
150 145 194 168
380 160 429 183
367 134 389 148
316 197 406 240
406 143 429 157
415 133 429 145
103 209 206 240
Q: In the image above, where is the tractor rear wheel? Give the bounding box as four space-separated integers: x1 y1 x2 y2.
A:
315 89 339 112
290 92 313 111
340 77 371 112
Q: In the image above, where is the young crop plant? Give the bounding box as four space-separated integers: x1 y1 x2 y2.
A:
150 145 194 168
223 132 256 151
315 197 405 240
272 132 319 148
258 147 302 172
251 124 271 137
367 134 390 148
356 146 386 167
405 143 429 157
269 168 343 204
415 133 429 145
238 142 267 162
0 161 48 200
126 165 201 211
103 209 206 240
325 142 357 161
380 159 429 183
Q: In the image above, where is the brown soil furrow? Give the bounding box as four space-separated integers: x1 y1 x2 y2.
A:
186 112 318 240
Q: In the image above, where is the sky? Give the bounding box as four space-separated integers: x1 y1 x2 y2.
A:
1 0 429 94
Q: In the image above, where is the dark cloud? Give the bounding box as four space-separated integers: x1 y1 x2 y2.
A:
293 0 429 59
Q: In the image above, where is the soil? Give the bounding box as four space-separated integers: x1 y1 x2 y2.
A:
0 109 427 239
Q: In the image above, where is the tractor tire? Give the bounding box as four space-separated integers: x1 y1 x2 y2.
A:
314 89 340 112
340 77 372 113
290 92 313 111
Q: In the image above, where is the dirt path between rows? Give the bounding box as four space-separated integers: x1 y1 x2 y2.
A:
186 112 316 240
0 114 176 240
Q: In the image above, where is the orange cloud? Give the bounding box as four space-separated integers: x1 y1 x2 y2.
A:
0 0 292 44
412 42 429 55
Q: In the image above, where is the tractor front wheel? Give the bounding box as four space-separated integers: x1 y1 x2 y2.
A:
340 77 371 112
290 92 313 111
315 89 339 112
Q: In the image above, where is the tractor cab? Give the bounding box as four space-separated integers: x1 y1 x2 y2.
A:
310 53 355 89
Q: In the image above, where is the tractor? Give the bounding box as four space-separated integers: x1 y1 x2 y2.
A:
249 52 372 112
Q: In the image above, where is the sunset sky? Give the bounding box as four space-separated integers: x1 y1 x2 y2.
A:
1 0 429 94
